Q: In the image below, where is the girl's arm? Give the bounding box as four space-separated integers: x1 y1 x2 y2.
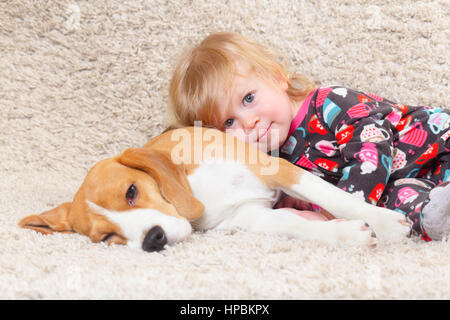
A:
332 99 396 205
316 87 399 205
273 192 336 220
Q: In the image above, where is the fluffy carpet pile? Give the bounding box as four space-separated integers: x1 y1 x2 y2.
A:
0 0 449 299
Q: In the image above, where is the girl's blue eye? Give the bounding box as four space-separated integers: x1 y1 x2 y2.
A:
243 93 254 105
224 119 234 128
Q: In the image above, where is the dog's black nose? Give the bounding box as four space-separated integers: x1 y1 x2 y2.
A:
142 226 167 252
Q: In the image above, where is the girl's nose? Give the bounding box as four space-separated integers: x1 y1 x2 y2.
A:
242 115 260 134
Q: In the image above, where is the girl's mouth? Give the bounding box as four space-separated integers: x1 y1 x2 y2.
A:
257 123 272 142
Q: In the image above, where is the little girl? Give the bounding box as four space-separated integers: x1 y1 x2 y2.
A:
168 32 450 241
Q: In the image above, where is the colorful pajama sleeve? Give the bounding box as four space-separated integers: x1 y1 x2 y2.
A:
335 116 394 205
322 88 398 205
280 85 450 240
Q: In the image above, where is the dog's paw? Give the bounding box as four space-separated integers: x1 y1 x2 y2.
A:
324 219 378 246
364 206 411 242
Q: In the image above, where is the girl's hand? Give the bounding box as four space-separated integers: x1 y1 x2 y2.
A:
274 193 336 221
273 193 312 211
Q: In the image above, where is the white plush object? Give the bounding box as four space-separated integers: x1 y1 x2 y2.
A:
1 0 449 299
423 184 450 241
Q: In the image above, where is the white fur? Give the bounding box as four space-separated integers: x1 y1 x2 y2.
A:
87 201 192 250
187 160 409 245
91 159 410 250
187 160 279 231
286 170 410 241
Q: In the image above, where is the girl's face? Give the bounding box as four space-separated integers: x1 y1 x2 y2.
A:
217 68 298 153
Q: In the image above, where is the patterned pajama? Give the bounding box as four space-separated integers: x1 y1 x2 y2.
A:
279 87 450 240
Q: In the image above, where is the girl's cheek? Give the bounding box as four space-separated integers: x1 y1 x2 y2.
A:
226 128 247 143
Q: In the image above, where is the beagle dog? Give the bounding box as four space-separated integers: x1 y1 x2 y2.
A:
19 127 411 252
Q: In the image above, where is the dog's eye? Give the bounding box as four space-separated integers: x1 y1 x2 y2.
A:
101 233 116 242
126 183 138 206
101 233 127 245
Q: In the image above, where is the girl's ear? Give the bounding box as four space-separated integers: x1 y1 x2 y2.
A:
280 78 289 91
272 73 289 91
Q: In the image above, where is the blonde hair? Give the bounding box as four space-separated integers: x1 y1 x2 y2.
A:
168 32 315 129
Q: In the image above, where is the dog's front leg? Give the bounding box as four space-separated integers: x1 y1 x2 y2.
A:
216 204 377 246
281 169 411 242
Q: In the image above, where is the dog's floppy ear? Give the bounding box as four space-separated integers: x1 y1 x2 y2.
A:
118 148 204 220
18 202 73 234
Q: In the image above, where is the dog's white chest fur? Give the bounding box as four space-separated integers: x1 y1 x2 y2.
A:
187 160 278 230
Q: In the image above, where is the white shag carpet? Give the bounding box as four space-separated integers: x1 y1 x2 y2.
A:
1 0 449 299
